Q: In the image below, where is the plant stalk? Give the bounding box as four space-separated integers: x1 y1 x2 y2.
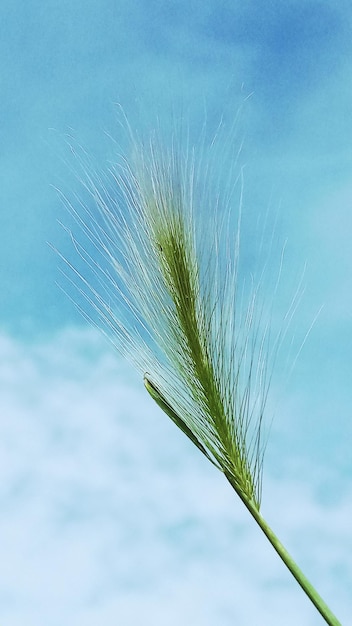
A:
225 475 342 626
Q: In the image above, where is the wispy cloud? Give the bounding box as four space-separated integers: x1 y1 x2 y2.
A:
0 327 350 625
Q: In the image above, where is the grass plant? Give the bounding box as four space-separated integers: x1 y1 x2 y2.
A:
59 113 342 625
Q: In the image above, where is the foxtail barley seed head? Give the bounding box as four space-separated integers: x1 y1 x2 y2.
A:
58 111 299 511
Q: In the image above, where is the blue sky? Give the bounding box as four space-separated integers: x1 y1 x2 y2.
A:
1 1 352 624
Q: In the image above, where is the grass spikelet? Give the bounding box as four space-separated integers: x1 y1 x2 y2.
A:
60 122 270 509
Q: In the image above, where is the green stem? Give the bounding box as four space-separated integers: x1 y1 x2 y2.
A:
227 476 342 626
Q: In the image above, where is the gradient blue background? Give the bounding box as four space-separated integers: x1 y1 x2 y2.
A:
0 1 351 624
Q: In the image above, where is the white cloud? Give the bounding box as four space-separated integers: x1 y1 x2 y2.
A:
0 327 350 625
